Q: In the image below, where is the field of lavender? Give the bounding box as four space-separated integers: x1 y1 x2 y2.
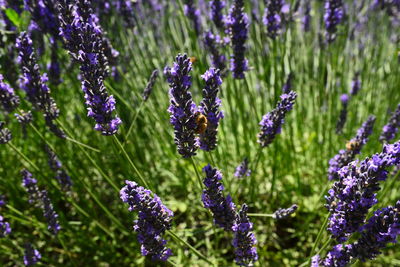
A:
0 0 400 266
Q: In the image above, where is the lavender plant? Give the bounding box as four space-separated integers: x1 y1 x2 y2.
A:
0 74 20 112
257 91 297 148
165 54 198 158
328 116 376 180
335 94 349 134
226 0 249 79
184 0 201 35
0 122 12 144
198 68 223 151
142 69 159 101
120 180 173 261
234 158 251 178
324 0 344 43
203 31 227 72
0 215 11 237
209 0 225 30
263 0 288 39
380 104 400 143
23 243 41 266
273 204 298 220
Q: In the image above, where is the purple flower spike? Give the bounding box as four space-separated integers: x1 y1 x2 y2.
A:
201 164 237 231
40 190 61 235
302 1 311 32
0 122 12 144
23 243 41 266
234 158 251 178
328 116 376 180
336 94 349 134
232 204 258 266
0 74 20 112
273 204 298 220
324 0 344 43
380 104 400 143
209 0 226 29
203 31 227 72
350 72 361 96
15 111 33 139
325 141 400 242
58 0 121 135
226 0 249 79
165 54 198 158
184 0 201 35
120 180 173 261
142 69 159 101
0 215 11 237
263 0 288 39
45 145 72 192
21 169 40 205
257 91 297 148
198 68 223 151
16 32 65 138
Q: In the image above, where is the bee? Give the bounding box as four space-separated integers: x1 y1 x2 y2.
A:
189 56 197 64
346 140 360 151
195 112 208 134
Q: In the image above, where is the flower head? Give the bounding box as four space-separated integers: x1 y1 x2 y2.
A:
142 69 159 101
0 74 19 112
209 0 226 29
263 0 289 39
0 122 12 144
234 158 251 178
273 204 298 220
324 0 344 43
23 243 41 266
0 215 11 237
380 104 400 143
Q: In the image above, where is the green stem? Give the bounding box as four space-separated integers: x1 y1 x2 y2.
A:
247 213 274 217
123 100 145 143
166 230 214 266
309 213 330 262
7 142 40 172
113 135 151 189
189 157 203 190
208 151 216 167
65 137 100 153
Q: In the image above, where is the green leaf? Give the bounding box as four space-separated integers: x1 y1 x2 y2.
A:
4 8 21 28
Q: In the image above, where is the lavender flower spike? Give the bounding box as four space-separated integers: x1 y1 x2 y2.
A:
226 0 249 79
257 91 297 148
263 0 288 39
273 204 298 220
45 145 72 192
165 54 198 158
198 68 224 151
58 0 121 135
0 215 11 237
0 122 12 144
232 204 258 266
142 69 159 101
379 104 400 143
203 31 227 72
21 169 40 205
324 0 344 43
202 164 237 231
314 244 352 267
328 116 376 180
325 141 400 242
335 94 349 134
40 190 61 235
350 72 361 96
120 180 173 261
184 0 201 35
234 158 251 178
209 0 226 29
15 111 33 139
0 74 19 112
23 243 41 266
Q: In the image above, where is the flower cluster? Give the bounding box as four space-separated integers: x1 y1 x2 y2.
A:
234 158 251 178
232 204 258 266
45 146 72 192
0 74 20 112
16 32 65 138
263 0 289 39
273 204 298 220
325 141 400 242
40 190 61 235
58 0 121 135
142 69 159 101
379 104 400 143
0 122 12 144
257 91 297 148
120 180 173 261
226 0 249 79
0 215 11 237
198 68 224 151
201 164 237 231
314 201 400 266
184 0 201 35
328 116 376 180
324 0 344 43
165 54 198 158
21 169 61 235
335 94 349 134
23 243 41 266
15 110 33 138
302 0 311 32
203 31 227 72
350 72 361 96
24 0 60 39
209 0 226 30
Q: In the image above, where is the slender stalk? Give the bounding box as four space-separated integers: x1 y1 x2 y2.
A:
113 135 151 189
190 157 203 190
309 213 330 263
123 100 145 143
247 213 274 217
7 142 40 172
65 137 100 153
208 151 216 167
166 230 214 266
